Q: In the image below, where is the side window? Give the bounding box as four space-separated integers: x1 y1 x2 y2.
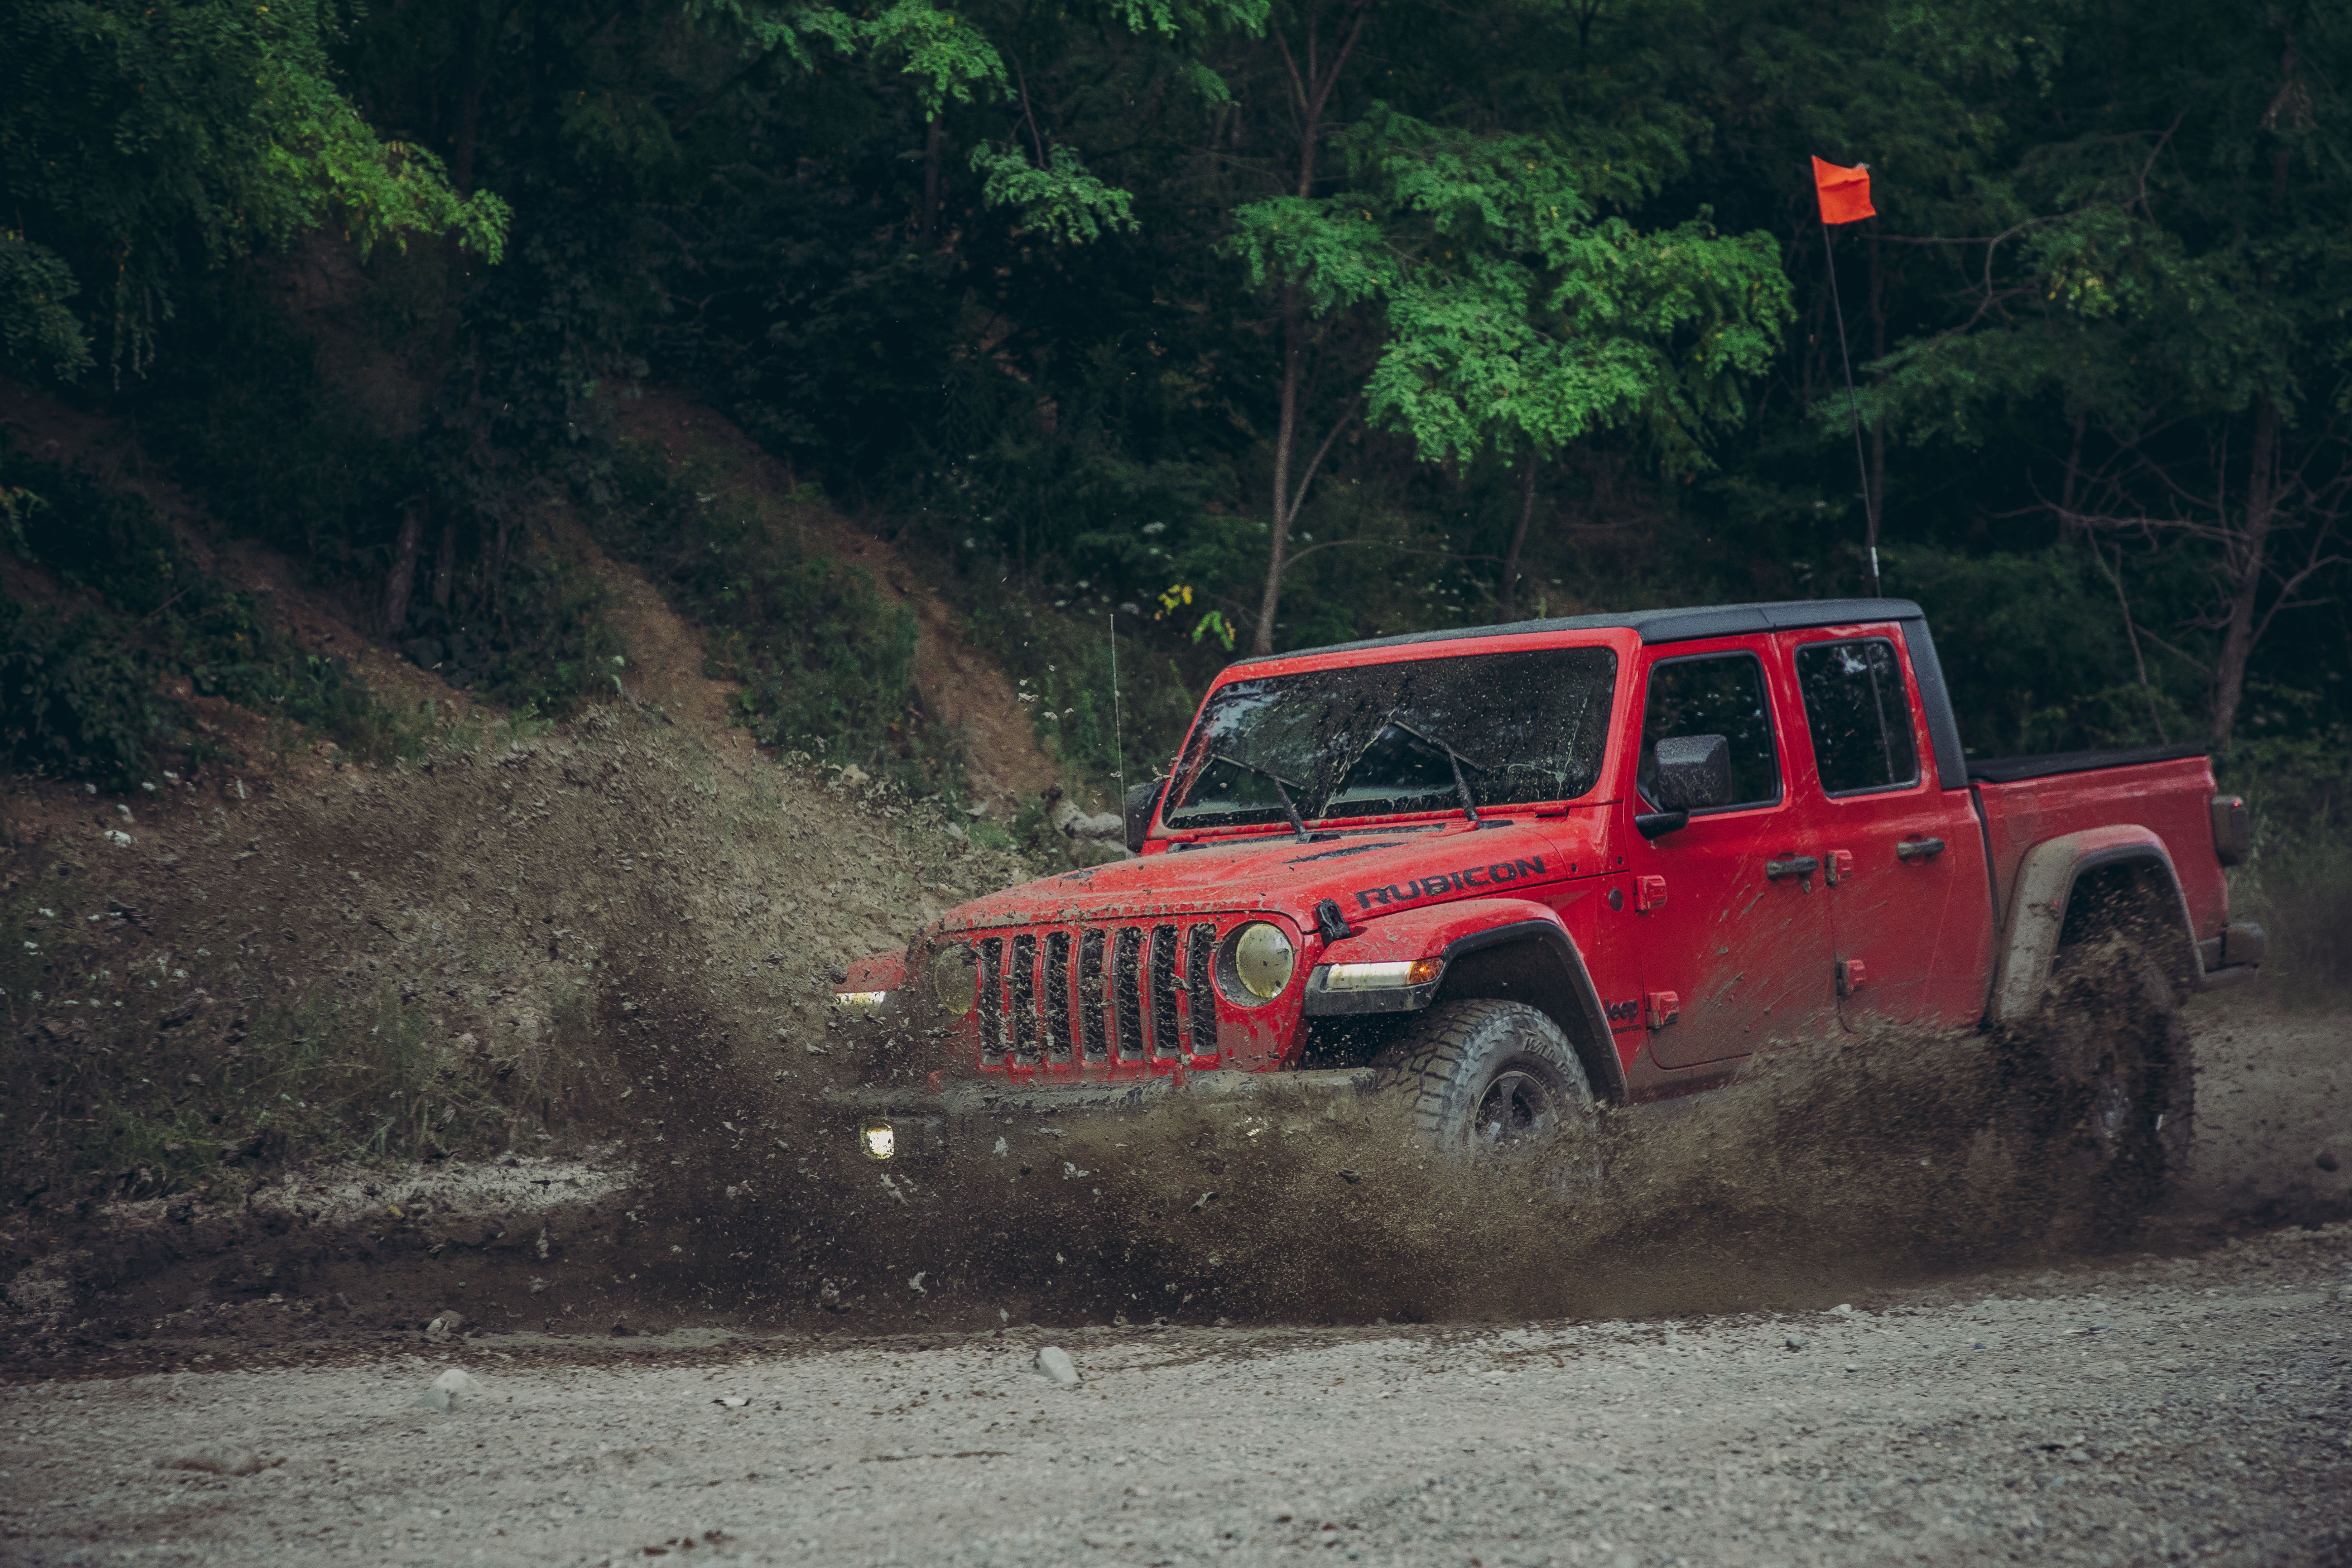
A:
1796 638 1920 795
1639 653 1781 811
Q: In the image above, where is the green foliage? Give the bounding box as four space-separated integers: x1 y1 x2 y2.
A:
970 143 1141 245
2219 732 2352 1007
0 0 508 381
0 446 421 783
589 444 922 770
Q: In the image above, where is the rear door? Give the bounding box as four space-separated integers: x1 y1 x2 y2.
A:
1781 628 1975 1028
1622 640 1837 1070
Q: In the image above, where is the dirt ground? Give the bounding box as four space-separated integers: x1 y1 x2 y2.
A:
4 1005 2346 1567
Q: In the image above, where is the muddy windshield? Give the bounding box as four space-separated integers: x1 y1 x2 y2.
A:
1165 645 1618 829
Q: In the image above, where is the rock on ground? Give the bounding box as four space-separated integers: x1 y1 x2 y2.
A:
5 1221 2346 1568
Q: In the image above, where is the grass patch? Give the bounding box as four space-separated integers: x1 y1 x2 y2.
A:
2222 732 2352 1009
588 442 934 779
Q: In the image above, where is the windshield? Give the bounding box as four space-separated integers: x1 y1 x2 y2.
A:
1165 645 1618 829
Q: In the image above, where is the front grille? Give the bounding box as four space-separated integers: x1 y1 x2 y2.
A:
972 919 1240 1069
1044 932 1074 1063
1149 925 1180 1057
1078 929 1108 1060
1113 927 1146 1060
978 937 1005 1063
1010 933 1039 1063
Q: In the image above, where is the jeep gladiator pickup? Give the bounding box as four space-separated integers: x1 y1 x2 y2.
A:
834 597 2263 1171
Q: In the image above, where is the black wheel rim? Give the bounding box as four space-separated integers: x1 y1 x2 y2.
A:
1473 1064 1559 1151
2087 1069 2134 1156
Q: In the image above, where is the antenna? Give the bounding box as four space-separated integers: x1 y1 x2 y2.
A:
1822 220 1882 595
1109 611 1125 794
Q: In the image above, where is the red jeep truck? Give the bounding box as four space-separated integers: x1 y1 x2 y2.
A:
835 597 2262 1177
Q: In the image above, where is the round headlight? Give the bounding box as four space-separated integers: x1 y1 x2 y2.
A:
929 944 977 1016
1225 921 1297 1004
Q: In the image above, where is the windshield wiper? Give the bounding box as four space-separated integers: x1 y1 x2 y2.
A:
1207 753 1313 841
1392 720 1484 826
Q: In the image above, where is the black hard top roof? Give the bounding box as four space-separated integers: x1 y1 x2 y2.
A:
1225 597 1926 669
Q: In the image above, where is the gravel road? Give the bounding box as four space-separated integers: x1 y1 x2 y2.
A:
6 1007 2348 1568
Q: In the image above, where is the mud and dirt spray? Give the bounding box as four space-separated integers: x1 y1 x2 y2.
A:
661 959 2188 1331
0 712 2297 1347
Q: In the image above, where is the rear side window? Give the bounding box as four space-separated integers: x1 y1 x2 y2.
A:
1796 638 1920 794
1639 653 1781 811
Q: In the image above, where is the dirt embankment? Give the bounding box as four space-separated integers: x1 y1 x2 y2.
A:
0 705 1047 1358
610 388 1058 811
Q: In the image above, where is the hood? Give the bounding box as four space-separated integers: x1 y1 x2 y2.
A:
932 814 1605 934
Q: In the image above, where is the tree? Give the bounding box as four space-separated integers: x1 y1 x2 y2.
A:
0 0 510 383
1862 1 2352 743
1230 107 1791 651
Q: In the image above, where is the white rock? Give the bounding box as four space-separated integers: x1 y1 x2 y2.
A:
415 1368 486 1412
714 1395 749 1408
423 1310 465 1343
1032 1346 1082 1386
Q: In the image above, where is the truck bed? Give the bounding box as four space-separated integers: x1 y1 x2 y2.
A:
1968 749 2226 943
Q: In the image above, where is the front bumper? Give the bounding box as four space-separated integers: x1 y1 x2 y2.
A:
821 1066 1377 1161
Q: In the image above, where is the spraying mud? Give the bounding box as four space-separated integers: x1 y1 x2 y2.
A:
4 707 2345 1360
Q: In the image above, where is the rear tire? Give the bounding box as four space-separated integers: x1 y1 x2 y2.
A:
1371 1000 1601 1183
2032 932 2195 1226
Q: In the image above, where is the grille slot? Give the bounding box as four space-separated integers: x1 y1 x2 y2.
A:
977 937 1005 1063
1113 927 1146 1060
1186 924 1217 1058
1149 924 1180 1057
1044 932 1074 1062
1010 933 1039 1063
1078 929 1109 1060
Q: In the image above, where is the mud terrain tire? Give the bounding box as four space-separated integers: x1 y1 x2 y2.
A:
1371 999 1598 1169
2033 932 2195 1226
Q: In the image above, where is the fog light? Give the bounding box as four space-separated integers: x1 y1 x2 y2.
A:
834 990 888 1009
860 1120 895 1161
1320 958 1443 991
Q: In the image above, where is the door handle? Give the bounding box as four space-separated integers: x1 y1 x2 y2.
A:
1765 855 1820 881
1896 837 1947 862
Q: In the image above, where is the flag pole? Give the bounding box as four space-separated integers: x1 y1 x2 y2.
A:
1820 219 1882 596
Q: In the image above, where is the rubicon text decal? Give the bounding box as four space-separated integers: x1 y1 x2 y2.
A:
1354 858 1546 912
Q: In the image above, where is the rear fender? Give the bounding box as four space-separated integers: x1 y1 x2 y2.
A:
1307 897 1625 1104
1990 827 2202 1024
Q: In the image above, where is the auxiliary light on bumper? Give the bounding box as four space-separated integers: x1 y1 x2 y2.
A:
1302 955 1446 1016
859 1119 896 1160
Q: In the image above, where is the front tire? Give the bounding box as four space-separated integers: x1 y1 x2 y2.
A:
1372 999 1600 1174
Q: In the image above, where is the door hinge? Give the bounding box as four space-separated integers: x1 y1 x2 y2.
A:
1646 990 1681 1028
1825 848 1854 885
1836 958 1867 997
1634 875 1668 913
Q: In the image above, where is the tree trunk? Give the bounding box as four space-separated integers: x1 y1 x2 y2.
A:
919 116 943 245
1499 459 1538 621
432 503 458 610
1252 293 1307 655
1248 1 1370 657
2208 398 2280 745
384 499 428 636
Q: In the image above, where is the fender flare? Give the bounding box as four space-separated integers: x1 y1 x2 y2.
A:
1304 897 1626 1104
1989 826 2202 1024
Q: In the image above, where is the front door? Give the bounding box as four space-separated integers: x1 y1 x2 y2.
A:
1623 642 1837 1070
1782 629 1972 1029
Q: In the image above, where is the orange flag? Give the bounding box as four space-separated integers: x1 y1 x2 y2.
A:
1812 157 1876 225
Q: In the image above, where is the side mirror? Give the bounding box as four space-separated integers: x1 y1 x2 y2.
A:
1652 734 1733 811
1123 775 1168 853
